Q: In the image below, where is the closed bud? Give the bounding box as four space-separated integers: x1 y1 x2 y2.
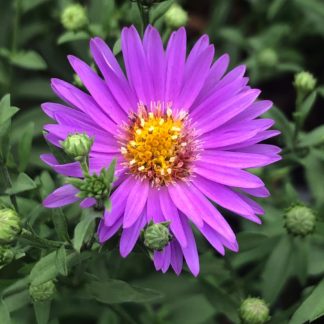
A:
240 297 270 324
29 280 56 303
144 221 172 251
165 4 188 28
0 246 15 269
258 48 278 67
284 205 316 237
61 4 88 31
0 208 22 243
61 133 93 161
294 71 317 94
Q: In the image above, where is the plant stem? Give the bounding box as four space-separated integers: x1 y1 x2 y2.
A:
20 229 65 249
136 1 150 34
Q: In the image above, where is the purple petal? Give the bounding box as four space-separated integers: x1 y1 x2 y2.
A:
43 185 79 208
41 154 82 177
143 25 166 102
147 188 164 223
98 218 122 244
51 79 117 134
174 45 214 111
162 244 172 273
80 197 96 208
241 187 270 198
67 56 127 124
193 175 254 217
123 179 149 228
168 183 204 228
179 214 200 277
194 162 265 189
170 241 183 276
159 187 187 247
199 224 225 255
165 27 186 103
120 211 146 257
121 26 154 104
104 176 133 226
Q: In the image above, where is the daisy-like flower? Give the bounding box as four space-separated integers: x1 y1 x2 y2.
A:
42 25 281 276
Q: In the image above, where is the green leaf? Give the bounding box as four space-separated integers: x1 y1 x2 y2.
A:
33 301 51 324
0 299 11 324
10 51 47 70
150 0 174 23
52 209 70 242
261 236 294 304
30 250 91 286
73 211 101 252
18 122 34 172
57 31 89 45
5 173 37 195
268 0 288 19
113 38 121 56
265 106 294 147
0 94 19 125
290 279 324 324
21 0 50 13
295 91 317 127
300 125 324 147
55 246 68 276
85 279 163 304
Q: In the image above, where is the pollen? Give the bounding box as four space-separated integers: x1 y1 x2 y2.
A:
120 102 199 186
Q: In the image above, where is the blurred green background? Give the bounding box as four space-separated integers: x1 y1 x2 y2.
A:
1 0 324 323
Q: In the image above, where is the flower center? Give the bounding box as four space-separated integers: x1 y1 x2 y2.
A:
120 103 199 187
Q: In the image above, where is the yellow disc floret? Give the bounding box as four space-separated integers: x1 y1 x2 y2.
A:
120 103 199 187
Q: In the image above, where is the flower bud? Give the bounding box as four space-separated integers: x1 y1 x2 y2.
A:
0 246 15 269
284 205 316 237
294 71 317 94
240 297 270 324
61 4 88 31
165 4 188 29
29 280 56 303
144 221 172 251
61 133 93 161
0 208 22 243
258 48 278 67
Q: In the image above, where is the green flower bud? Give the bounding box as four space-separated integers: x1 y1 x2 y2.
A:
0 208 22 243
144 221 172 251
294 71 317 94
61 4 88 31
240 297 270 324
257 48 278 67
284 205 316 237
0 246 15 269
165 4 188 29
61 133 93 161
29 281 56 303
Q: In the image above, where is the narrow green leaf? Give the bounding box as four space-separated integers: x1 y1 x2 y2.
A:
21 0 49 13
261 236 293 304
51 209 70 242
73 211 101 252
5 173 37 195
297 91 317 126
33 301 51 324
18 122 34 172
113 38 121 56
300 125 324 147
57 31 89 45
55 245 68 276
10 51 47 70
0 299 11 324
85 279 164 304
0 94 19 125
290 279 324 324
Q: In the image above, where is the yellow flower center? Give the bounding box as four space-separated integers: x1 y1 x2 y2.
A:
120 103 198 187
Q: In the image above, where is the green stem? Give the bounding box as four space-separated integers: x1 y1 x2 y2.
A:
79 157 90 177
292 91 305 150
0 161 18 211
20 229 65 249
136 1 150 34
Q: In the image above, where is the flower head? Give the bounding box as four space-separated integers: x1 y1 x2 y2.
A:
61 4 88 31
294 71 317 94
0 208 22 243
61 133 93 161
284 205 316 237
240 297 270 324
165 4 188 28
0 246 15 269
29 280 56 303
42 25 281 276
144 221 172 251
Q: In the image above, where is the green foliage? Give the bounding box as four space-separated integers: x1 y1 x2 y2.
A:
0 0 324 323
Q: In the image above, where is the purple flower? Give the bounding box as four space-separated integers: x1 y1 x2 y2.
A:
42 25 281 276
